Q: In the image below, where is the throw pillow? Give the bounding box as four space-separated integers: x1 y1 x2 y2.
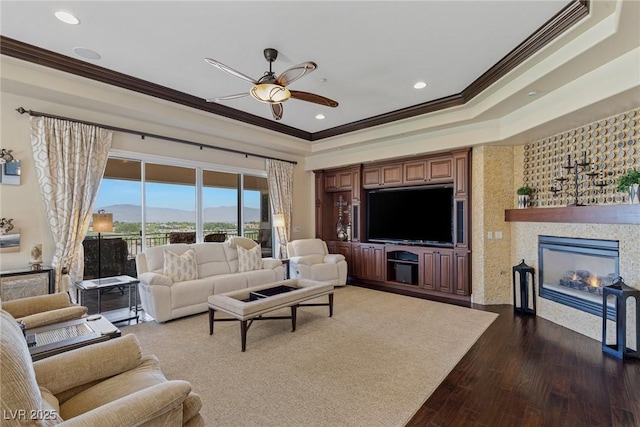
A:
237 244 262 272
163 249 198 282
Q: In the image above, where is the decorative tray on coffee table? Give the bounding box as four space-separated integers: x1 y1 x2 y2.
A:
249 285 297 300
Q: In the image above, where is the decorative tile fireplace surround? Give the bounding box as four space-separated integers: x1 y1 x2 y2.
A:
505 107 640 342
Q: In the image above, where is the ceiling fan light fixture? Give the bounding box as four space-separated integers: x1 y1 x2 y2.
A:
250 83 291 104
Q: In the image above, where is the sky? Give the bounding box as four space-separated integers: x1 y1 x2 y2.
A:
96 179 260 209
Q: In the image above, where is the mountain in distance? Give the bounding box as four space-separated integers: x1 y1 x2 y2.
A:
97 204 260 223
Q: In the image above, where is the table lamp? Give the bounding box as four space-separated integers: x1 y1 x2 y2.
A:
92 210 113 281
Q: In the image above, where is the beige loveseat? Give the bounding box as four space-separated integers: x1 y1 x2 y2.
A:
0 309 203 426
136 237 285 322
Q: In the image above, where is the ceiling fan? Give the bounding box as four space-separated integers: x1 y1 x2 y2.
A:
204 48 338 121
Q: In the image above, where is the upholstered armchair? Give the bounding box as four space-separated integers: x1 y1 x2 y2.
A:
0 309 204 426
1 292 88 329
287 238 347 286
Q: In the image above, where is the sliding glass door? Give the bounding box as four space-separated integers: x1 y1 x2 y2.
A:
91 155 271 279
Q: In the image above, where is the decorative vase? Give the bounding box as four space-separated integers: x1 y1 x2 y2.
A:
30 244 43 270
336 218 347 241
629 184 640 204
517 195 529 209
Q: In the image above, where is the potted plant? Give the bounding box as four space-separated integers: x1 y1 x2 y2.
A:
616 169 640 204
516 185 532 209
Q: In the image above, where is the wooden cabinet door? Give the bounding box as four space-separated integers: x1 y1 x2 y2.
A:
371 245 385 281
421 248 453 293
351 168 361 203
438 250 454 293
363 167 381 188
325 170 352 192
381 164 403 186
337 171 352 190
363 165 402 188
351 244 364 278
454 154 468 196
336 242 353 276
421 250 437 290
324 173 337 191
454 251 470 295
352 244 384 281
427 158 453 182
403 160 428 184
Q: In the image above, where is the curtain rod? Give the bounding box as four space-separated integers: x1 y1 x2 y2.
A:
15 107 297 165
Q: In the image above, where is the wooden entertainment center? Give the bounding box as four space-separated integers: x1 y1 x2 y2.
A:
314 148 471 302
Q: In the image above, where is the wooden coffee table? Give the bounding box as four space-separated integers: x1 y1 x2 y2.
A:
27 315 121 361
208 279 334 351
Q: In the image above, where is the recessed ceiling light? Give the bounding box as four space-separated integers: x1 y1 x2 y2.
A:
73 47 101 60
413 81 427 89
55 11 80 25
315 114 325 120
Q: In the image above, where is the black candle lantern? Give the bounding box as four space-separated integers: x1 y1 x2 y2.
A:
602 277 640 360
512 259 536 315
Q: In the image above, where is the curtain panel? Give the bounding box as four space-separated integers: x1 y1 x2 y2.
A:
265 159 294 258
30 116 112 292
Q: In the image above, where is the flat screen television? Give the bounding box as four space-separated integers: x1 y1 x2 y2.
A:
366 185 454 246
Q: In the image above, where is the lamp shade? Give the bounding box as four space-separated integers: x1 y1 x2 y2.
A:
92 211 113 233
273 213 285 228
250 84 291 104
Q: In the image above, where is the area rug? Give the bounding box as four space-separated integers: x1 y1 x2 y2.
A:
122 286 498 427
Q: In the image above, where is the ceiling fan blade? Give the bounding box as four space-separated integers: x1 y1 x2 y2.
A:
290 91 338 108
276 62 317 86
205 93 250 102
204 58 258 85
271 103 283 121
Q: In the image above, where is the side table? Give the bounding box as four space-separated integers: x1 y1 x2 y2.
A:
76 275 140 324
0 266 55 301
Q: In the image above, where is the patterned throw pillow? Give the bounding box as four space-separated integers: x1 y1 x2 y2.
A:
163 249 198 282
237 244 262 272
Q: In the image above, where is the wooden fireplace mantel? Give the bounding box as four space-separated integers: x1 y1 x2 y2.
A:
505 205 640 225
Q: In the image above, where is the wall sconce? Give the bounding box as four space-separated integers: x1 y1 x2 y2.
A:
0 149 14 164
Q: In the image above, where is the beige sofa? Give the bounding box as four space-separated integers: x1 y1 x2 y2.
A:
136 237 285 322
0 309 203 426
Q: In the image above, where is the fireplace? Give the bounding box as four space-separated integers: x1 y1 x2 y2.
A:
538 235 619 319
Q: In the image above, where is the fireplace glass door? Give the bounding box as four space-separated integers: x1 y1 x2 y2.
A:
538 235 619 318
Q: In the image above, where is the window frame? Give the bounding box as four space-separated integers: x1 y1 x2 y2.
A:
103 149 269 252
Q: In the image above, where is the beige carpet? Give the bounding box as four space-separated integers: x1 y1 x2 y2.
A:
122 286 497 427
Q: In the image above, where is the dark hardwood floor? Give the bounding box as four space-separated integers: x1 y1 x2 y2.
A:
406 303 640 427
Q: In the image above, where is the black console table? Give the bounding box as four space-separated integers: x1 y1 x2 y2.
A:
0 267 55 301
